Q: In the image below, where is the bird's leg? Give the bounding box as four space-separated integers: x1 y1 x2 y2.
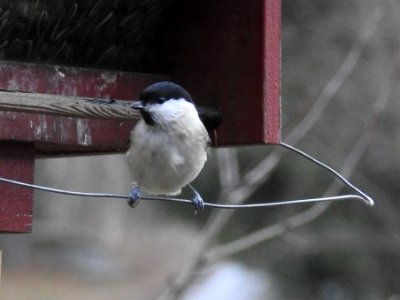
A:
128 185 141 208
188 184 205 212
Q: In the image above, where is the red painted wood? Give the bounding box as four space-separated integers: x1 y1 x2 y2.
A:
264 0 281 143
164 0 281 145
0 62 168 99
0 62 169 153
0 143 34 233
0 112 133 153
0 0 281 147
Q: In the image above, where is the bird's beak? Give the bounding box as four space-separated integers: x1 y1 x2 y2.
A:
129 101 145 111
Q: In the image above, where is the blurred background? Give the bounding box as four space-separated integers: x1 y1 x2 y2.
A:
1 0 400 299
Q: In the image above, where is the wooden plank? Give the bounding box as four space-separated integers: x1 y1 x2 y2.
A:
0 143 34 233
0 91 139 119
0 113 135 154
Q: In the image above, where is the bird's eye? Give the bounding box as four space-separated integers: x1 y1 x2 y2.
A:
157 98 166 104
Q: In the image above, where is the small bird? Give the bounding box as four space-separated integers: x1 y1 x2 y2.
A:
127 81 217 211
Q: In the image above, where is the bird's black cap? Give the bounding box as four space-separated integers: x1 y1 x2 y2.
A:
131 81 222 130
139 81 193 104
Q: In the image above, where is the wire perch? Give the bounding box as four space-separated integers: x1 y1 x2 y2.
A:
0 143 374 209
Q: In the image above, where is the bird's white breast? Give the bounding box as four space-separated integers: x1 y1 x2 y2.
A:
127 99 209 196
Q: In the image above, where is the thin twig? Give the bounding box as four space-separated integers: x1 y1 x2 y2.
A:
216 148 240 191
284 8 382 146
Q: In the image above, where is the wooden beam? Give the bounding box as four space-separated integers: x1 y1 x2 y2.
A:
0 91 139 119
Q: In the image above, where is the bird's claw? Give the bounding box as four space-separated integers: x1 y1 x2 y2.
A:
187 184 205 213
191 191 205 213
128 186 141 208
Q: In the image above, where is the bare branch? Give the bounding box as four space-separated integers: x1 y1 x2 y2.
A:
216 148 240 192
285 8 382 145
203 46 396 262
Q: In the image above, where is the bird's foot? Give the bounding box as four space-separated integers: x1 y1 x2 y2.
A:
128 186 141 208
188 185 205 213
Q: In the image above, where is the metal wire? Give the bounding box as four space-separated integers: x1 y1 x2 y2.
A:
280 142 374 206
0 143 374 209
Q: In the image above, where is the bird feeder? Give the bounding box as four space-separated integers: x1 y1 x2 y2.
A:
0 0 281 232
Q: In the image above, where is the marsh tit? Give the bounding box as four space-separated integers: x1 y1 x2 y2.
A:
127 81 220 211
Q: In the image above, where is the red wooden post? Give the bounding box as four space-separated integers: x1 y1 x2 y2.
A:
0 143 34 233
